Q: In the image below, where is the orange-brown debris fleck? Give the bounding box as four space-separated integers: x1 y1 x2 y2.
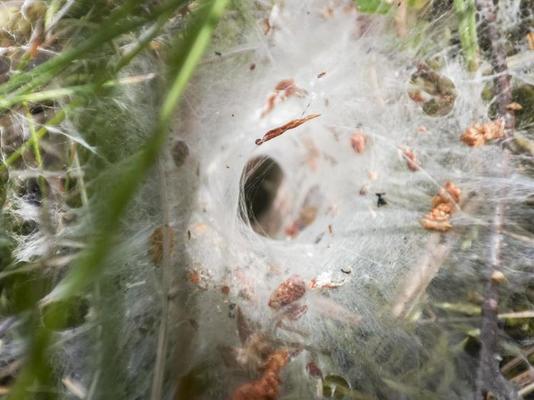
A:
506 102 522 111
432 181 461 207
188 270 201 285
268 276 306 309
261 79 307 117
408 89 425 103
417 126 428 134
149 225 175 266
262 18 271 35
460 119 505 147
351 132 366 154
306 361 323 378
256 114 320 145
321 6 334 19
402 147 419 171
421 181 461 232
275 79 295 91
230 350 289 400
284 206 318 238
528 32 534 51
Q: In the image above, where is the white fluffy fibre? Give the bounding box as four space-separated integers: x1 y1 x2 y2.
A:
3 1 533 399
174 0 533 398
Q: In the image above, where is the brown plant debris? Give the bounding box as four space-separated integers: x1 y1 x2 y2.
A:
230 349 289 400
262 18 271 35
402 147 419 171
528 32 534 51
255 114 320 146
148 225 175 266
408 64 457 116
306 361 323 379
171 140 189 167
284 206 317 237
490 271 506 284
284 186 322 237
420 181 461 232
505 102 522 111
350 132 366 154
460 119 505 147
268 276 306 310
261 79 308 117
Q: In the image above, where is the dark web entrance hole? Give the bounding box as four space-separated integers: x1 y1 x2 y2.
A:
239 156 284 238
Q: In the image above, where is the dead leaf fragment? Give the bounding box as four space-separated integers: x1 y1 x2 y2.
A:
491 271 506 284
506 102 523 111
420 181 461 232
306 361 323 378
402 147 419 171
527 32 534 51
268 276 306 309
230 350 289 400
171 140 189 167
461 119 505 147
261 79 308 116
149 225 175 266
351 132 366 154
256 114 320 145
262 18 271 35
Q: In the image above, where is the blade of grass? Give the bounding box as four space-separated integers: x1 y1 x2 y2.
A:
50 0 228 303
0 73 156 111
0 101 80 173
0 0 187 98
23 103 44 169
6 0 228 398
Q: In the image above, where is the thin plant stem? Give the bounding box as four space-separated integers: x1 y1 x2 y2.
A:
6 1 228 398
453 0 479 72
0 101 79 173
475 0 516 398
0 0 187 99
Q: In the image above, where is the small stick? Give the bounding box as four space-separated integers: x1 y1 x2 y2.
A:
255 114 320 145
475 1 516 398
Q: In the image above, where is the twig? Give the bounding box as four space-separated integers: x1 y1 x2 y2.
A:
475 1 517 398
501 347 534 376
149 160 174 400
518 383 534 398
392 195 478 319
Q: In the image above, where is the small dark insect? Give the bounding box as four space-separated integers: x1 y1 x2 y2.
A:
249 63 256 71
215 51 222 56
317 72 326 78
376 193 387 207
187 230 191 240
